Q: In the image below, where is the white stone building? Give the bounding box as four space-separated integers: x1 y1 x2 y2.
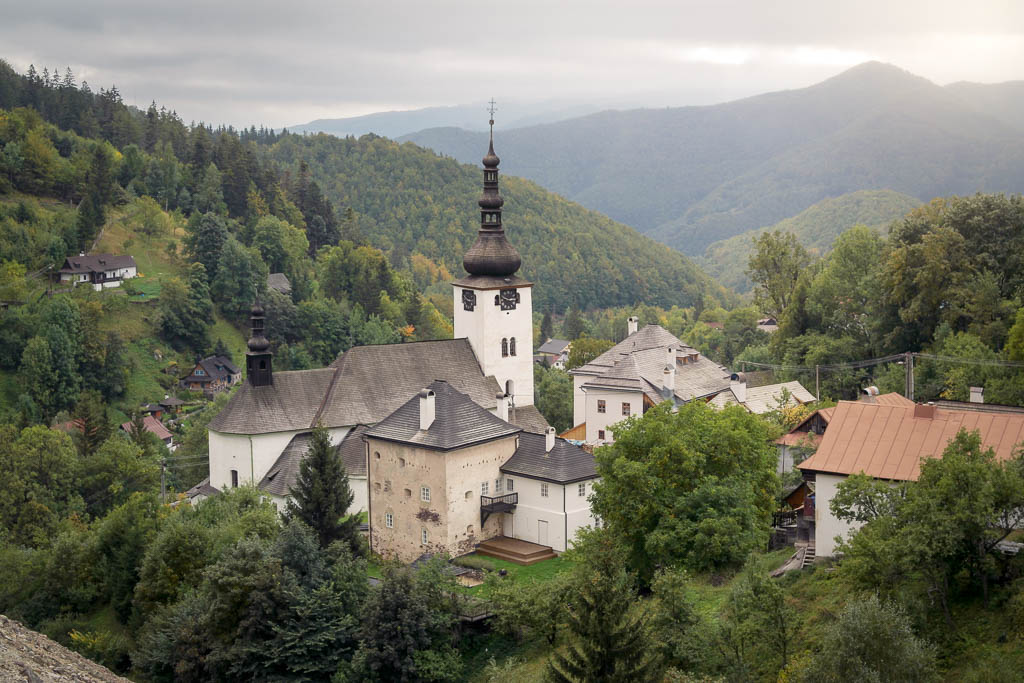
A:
197 127 551 520
568 317 731 444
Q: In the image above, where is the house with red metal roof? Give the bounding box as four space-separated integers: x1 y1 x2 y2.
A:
798 400 1024 557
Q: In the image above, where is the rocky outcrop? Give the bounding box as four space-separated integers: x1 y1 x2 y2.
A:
0 615 128 682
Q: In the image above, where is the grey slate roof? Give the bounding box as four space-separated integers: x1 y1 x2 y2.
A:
572 324 729 403
208 368 337 434
319 339 502 427
183 355 239 384
366 380 520 451
509 404 550 434
267 272 292 295
258 425 370 497
708 381 817 414
185 476 220 499
538 339 570 355
501 432 597 484
59 253 135 273
337 425 370 477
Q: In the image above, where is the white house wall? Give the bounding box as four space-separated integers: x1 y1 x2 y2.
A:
572 374 589 427
565 479 599 547
584 387 640 444
814 473 861 557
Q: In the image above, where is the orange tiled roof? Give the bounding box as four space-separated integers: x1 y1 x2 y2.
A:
798 401 1024 481
874 392 915 407
121 415 172 442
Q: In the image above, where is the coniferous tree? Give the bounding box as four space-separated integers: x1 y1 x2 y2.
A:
71 389 111 458
285 423 361 553
540 310 554 344
547 539 662 683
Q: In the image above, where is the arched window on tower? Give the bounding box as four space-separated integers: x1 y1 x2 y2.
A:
509 337 516 356
501 338 509 357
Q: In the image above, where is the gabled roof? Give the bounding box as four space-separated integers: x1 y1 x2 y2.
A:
538 339 570 355
509 404 550 434
319 338 502 427
874 392 915 407
185 476 220 499
258 425 371 498
708 381 817 414
208 368 337 434
799 401 1024 481
501 432 597 484
159 396 185 407
571 325 729 404
183 355 239 383
267 272 292 294
120 415 172 442
59 253 135 273
366 380 520 451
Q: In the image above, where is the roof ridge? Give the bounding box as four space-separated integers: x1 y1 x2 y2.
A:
311 360 345 428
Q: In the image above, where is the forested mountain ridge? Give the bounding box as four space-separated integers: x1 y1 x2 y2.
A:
700 189 922 293
257 132 732 312
402 62 1024 257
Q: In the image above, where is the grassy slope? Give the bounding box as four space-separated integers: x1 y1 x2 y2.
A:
699 189 922 293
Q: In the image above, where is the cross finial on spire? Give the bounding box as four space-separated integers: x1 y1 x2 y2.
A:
487 98 497 139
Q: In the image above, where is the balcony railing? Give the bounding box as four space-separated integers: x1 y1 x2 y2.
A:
481 493 517 525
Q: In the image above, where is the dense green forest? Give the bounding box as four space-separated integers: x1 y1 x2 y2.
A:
404 62 1024 256
700 189 921 292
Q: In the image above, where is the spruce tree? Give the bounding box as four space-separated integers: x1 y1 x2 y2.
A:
71 389 111 457
285 424 361 554
540 310 553 344
547 550 661 682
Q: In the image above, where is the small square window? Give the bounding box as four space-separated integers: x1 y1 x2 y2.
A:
481 481 489 496
541 483 549 497
506 478 514 492
622 402 631 416
421 528 428 545
578 482 586 497
421 486 430 502
598 429 605 440
597 399 606 413
385 512 394 528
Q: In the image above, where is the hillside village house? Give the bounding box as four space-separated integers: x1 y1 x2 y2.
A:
568 317 732 444
708 373 816 414
194 126 606 558
536 338 571 369
57 253 136 291
120 415 174 449
179 355 241 396
798 399 1024 557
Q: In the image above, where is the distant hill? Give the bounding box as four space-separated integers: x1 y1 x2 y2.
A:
401 62 1024 256
288 101 603 139
260 133 732 312
699 189 922 293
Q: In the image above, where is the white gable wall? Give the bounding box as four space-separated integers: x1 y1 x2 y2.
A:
583 387 641 444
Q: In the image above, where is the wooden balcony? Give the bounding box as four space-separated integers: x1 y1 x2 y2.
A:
480 492 517 526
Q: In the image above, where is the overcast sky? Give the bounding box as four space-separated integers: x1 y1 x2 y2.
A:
3 0 1023 128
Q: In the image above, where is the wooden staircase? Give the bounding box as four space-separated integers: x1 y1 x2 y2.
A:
800 543 816 569
477 536 557 565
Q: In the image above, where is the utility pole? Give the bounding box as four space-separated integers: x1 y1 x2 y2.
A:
904 352 914 401
160 458 166 504
815 365 820 401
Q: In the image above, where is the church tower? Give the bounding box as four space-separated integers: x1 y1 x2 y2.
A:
245 299 273 386
453 106 534 408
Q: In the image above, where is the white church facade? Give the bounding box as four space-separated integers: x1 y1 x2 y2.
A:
196 124 598 557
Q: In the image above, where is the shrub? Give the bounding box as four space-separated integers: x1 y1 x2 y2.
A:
452 554 495 572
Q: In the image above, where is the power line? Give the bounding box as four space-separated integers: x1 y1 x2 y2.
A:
741 352 1024 373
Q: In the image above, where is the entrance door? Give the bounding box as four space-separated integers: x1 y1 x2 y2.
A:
538 519 549 546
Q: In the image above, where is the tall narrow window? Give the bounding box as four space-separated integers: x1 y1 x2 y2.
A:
578 482 586 497
421 528 428 545
495 479 502 494
597 400 606 413
541 483 549 498
598 429 606 440
481 481 489 496
421 486 431 502
230 469 238 488
385 512 394 528
622 402 631 416
509 337 516 356
506 478 514 492
501 338 509 357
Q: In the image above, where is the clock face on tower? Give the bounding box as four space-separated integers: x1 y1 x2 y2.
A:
462 289 476 311
499 288 519 311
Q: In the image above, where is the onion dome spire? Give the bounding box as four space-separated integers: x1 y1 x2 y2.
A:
246 297 273 386
462 100 522 277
